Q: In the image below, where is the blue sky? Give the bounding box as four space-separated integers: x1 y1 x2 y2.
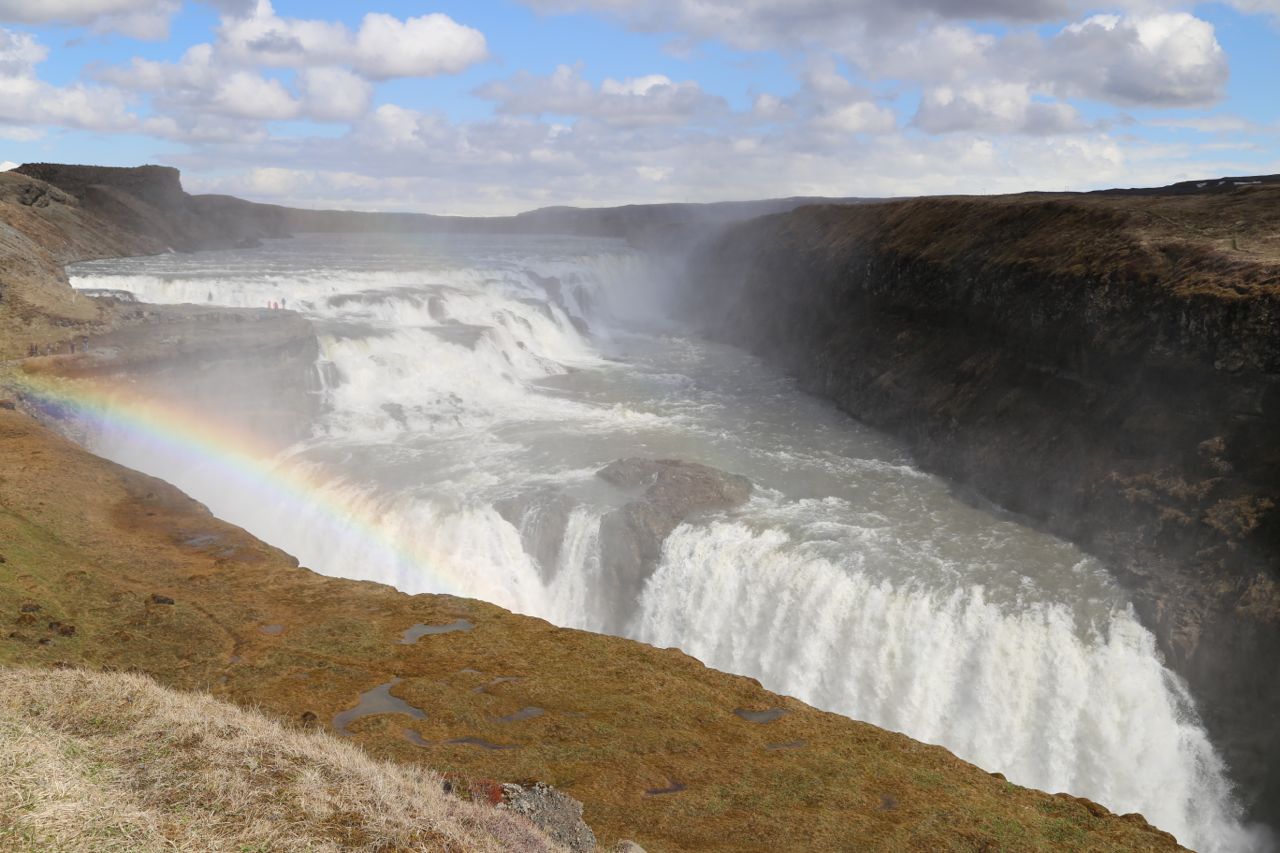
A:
0 0 1276 214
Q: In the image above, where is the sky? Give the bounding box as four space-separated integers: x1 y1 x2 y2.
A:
0 0 1277 215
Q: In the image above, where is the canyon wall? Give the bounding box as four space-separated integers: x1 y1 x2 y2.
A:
683 190 1280 824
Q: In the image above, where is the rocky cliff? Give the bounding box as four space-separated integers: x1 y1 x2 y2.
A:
684 188 1280 825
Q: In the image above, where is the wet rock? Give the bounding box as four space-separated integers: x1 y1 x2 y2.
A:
494 489 579 582
150 594 174 605
596 458 751 630
499 782 597 853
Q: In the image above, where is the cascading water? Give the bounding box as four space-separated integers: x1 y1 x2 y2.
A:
68 232 1269 852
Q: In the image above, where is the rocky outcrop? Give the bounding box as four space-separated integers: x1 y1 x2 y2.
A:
597 458 752 630
683 189 1280 825
499 782 597 852
14 163 290 252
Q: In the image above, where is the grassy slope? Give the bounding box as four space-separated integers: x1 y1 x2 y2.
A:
0 405 1185 852
0 666 566 852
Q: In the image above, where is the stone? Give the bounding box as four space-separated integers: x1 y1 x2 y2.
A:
499 782 597 853
596 458 751 631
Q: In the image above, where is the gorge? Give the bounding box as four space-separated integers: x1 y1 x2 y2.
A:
2 163 1277 852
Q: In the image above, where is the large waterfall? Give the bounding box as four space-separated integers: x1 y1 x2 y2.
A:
69 232 1265 852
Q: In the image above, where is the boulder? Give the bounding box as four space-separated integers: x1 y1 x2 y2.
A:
597 458 752 631
499 782 597 853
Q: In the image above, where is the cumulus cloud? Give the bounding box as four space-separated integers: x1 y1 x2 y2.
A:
0 159 18 170
100 42 377 129
218 1 488 79
476 64 726 126
1044 13 1228 106
914 83 1085 134
812 101 897 134
297 67 372 122
0 28 135 132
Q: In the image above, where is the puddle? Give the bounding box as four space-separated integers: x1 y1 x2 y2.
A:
446 736 516 750
734 708 787 724
493 707 543 724
332 678 427 736
400 619 474 644
766 741 806 751
258 624 285 635
403 728 434 748
645 779 687 796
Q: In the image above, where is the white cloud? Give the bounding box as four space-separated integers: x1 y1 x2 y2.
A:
1045 13 1228 106
297 67 372 122
0 28 135 131
166 110 1217 217
100 43 378 130
212 70 297 120
218 1 487 79
476 64 726 127
520 0 1078 52
0 159 18 170
0 0 178 38
813 101 897 134
914 83 1085 134
1223 0 1280 14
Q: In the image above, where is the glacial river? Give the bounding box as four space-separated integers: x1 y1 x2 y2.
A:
70 233 1264 852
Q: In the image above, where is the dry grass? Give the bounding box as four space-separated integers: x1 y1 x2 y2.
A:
0 666 566 852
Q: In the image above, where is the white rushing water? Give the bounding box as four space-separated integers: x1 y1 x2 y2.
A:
70 233 1268 852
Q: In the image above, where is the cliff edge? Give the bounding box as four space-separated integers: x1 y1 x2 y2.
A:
686 187 1280 825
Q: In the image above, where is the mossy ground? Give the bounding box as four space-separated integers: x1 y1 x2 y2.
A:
0 404 1186 852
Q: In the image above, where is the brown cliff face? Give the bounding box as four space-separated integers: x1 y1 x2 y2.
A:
685 189 1280 825
14 163 290 252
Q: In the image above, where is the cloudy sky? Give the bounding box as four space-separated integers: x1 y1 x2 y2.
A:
0 0 1276 214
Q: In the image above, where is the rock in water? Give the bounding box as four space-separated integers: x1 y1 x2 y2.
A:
597 458 752 631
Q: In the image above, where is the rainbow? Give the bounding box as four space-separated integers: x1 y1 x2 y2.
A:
5 366 480 600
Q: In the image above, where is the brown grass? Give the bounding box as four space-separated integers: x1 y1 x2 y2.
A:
0 665 566 852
